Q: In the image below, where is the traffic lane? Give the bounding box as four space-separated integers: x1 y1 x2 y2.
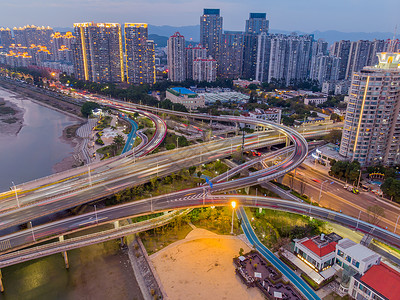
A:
0 145 306 250
292 168 400 229
282 175 397 230
0 132 290 230
3 127 284 214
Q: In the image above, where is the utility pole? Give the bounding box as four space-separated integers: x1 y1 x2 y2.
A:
94 205 98 224
356 210 361 229
176 137 179 149
11 181 20 208
395 215 400 233
241 129 245 162
30 221 35 241
357 169 362 188
88 165 92 187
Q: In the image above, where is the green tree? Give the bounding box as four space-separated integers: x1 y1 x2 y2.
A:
113 134 125 149
366 205 385 226
323 129 342 144
81 101 100 117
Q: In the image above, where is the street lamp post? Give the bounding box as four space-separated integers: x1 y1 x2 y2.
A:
88 165 92 186
356 210 361 229
176 137 179 149
30 221 35 242
94 205 98 224
318 180 334 203
11 181 20 208
230 201 237 234
395 215 400 233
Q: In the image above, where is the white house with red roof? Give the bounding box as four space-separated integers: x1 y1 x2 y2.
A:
294 234 339 272
348 262 400 300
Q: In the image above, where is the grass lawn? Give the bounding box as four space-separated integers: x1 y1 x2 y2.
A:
190 207 242 235
140 222 193 255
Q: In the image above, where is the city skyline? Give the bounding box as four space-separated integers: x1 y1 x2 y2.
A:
0 0 398 33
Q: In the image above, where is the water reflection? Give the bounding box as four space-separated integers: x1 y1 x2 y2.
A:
0 89 79 192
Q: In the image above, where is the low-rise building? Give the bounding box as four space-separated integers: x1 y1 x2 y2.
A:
240 108 282 130
335 238 381 276
166 87 205 111
304 96 327 106
349 262 400 300
294 233 341 272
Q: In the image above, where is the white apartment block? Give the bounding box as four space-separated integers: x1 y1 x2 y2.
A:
193 57 217 82
339 51 400 166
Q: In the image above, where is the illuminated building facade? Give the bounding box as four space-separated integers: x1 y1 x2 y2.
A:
339 50 400 166
220 31 244 78
200 9 223 61
12 25 54 48
0 28 13 50
51 32 75 62
124 23 156 84
193 57 217 82
186 44 207 80
167 32 186 82
73 22 124 83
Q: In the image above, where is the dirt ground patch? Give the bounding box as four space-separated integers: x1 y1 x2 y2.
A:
150 228 264 300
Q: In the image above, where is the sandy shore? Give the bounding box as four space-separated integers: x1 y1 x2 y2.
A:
0 96 25 136
53 123 86 173
150 228 264 300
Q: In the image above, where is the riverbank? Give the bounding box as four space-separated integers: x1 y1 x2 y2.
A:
0 95 24 136
0 81 88 174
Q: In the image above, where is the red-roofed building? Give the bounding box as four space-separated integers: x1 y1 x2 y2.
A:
349 262 400 300
294 234 340 272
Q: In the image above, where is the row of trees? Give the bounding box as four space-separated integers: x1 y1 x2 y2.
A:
59 74 188 113
329 160 361 184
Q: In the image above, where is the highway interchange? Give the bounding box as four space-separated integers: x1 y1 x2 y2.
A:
0 96 399 271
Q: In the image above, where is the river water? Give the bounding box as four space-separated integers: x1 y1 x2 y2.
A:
0 88 79 192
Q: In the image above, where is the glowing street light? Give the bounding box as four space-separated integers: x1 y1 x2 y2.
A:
230 201 237 234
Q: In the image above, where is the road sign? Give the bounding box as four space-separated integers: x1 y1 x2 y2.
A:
205 177 213 189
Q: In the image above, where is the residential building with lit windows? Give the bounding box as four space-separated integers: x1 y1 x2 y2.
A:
51 32 75 62
348 262 400 300
200 9 223 61
220 31 244 78
294 234 340 272
73 22 124 83
124 23 156 85
167 32 186 82
186 44 207 80
193 57 217 82
12 25 53 48
339 50 400 166
0 28 13 50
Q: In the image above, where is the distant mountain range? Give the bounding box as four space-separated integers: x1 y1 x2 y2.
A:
53 25 395 46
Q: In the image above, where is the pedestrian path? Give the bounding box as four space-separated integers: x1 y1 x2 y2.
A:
120 115 138 154
237 206 320 300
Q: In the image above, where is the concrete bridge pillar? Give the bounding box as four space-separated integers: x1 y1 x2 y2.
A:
120 236 126 248
0 269 4 292
276 176 284 184
113 221 119 229
59 236 69 269
62 251 69 269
